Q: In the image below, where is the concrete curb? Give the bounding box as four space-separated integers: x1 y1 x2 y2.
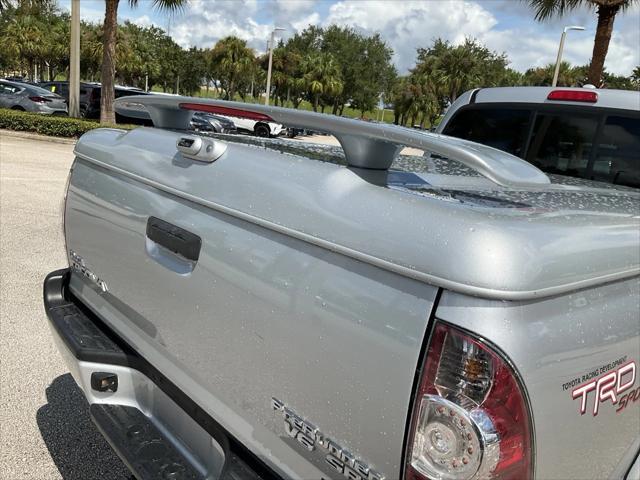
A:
0 129 77 145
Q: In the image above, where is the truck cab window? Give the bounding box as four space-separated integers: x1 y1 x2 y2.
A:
442 107 531 157
525 112 599 180
592 116 639 188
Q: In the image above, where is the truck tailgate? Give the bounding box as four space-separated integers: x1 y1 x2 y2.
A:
64 129 439 479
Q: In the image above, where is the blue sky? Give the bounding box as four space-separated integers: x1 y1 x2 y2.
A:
59 0 639 76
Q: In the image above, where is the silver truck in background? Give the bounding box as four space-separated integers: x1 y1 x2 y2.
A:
436 86 639 189
43 92 639 480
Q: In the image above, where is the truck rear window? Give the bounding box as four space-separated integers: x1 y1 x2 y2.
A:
525 112 599 179
442 105 640 189
439 108 530 157
593 116 640 187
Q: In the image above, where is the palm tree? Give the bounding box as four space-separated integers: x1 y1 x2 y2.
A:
526 0 638 86
523 61 584 86
100 0 186 124
208 36 255 100
5 13 45 80
301 52 343 112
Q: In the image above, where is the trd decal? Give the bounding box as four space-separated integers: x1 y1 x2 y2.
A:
570 360 638 416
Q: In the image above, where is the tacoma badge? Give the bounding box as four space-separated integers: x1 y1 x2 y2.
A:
271 397 384 480
70 251 108 293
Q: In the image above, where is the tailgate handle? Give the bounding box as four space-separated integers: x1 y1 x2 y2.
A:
146 217 201 262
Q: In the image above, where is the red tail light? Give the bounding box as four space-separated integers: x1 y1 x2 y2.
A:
547 90 598 103
29 95 51 103
405 322 533 480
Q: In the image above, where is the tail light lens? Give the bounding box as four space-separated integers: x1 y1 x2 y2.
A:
406 322 532 480
29 95 52 103
547 90 598 103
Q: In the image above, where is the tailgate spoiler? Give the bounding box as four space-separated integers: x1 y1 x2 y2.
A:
114 95 550 188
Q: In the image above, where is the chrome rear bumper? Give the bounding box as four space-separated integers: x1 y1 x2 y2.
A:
43 269 271 480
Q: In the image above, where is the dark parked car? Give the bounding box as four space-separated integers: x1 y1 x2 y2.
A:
39 81 93 117
4 76 38 85
190 112 237 133
39 81 149 121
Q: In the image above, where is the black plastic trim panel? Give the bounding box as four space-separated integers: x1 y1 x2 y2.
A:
90 404 203 480
43 268 280 480
146 216 202 262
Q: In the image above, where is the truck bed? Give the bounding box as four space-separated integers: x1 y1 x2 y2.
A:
54 124 640 480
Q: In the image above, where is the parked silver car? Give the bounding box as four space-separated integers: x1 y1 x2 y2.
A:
0 79 68 115
43 94 639 480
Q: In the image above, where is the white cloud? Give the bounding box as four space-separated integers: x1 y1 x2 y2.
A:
324 0 498 72
132 15 153 27
58 0 105 24
482 1 639 75
290 12 321 32
167 0 322 53
479 4 639 75
169 0 270 51
275 0 317 14
61 0 638 76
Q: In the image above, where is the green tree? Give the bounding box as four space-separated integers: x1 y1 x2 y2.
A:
270 27 324 108
525 0 638 86
391 76 424 126
3 12 45 80
209 36 255 100
266 45 305 107
99 0 187 124
418 38 510 103
272 25 395 115
175 47 206 95
301 51 343 112
40 12 70 80
631 66 640 89
155 32 184 92
601 69 635 89
401 38 513 127
522 61 584 86
79 22 103 81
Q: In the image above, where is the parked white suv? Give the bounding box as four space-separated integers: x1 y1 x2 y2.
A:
218 113 284 137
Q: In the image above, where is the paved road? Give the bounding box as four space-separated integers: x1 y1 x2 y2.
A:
0 131 130 479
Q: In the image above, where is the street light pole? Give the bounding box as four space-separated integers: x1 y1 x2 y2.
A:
265 27 285 106
552 25 585 87
69 0 80 117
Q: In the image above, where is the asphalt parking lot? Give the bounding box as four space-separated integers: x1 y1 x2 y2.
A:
0 130 129 479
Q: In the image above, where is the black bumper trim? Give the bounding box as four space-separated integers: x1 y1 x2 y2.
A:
43 268 279 480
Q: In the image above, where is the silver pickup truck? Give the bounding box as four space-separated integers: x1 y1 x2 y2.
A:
44 91 639 480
